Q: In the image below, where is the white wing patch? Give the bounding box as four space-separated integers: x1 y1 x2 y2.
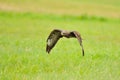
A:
47 39 52 46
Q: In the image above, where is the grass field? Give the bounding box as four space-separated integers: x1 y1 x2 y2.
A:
0 0 120 80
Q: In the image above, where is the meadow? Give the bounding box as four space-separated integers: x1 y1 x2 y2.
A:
0 0 120 80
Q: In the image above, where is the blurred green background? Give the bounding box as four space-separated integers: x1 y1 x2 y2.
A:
0 0 120 80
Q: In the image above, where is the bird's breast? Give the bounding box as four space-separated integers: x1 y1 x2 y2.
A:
64 35 70 38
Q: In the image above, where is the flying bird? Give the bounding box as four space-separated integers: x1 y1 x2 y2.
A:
46 29 84 56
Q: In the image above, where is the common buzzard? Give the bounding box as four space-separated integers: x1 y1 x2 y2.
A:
46 29 84 56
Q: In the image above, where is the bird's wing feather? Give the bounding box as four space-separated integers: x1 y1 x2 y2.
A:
72 31 84 56
46 29 62 53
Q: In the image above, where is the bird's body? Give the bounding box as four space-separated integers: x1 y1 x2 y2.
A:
62 31 73 38
46 29 84 56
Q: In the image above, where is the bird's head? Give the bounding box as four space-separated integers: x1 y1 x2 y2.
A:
61 30 71 38
61 30 68 36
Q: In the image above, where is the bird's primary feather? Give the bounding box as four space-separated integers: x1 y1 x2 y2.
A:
72 31 84 56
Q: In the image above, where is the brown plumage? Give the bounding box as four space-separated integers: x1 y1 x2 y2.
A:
46 29 84 56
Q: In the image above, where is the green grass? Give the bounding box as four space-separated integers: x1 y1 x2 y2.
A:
0 0 120 18
0 11 120 80
0 0 120 80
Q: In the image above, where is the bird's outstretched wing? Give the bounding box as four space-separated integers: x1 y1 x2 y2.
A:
46 29 62 53
72 31 84 56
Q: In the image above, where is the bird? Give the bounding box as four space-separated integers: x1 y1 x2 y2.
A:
46 29 84 56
